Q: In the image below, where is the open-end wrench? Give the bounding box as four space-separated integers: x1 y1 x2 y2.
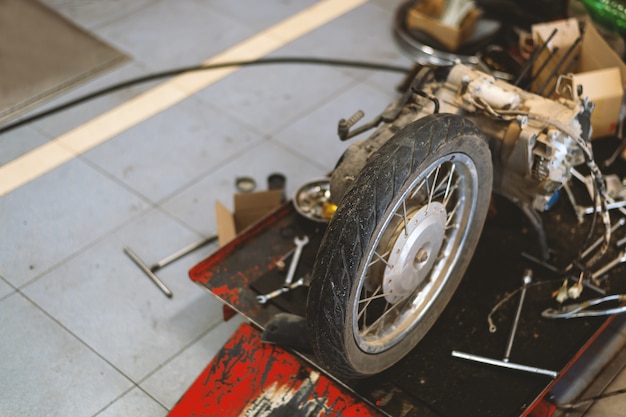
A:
284 235 309 285
256 277 305 304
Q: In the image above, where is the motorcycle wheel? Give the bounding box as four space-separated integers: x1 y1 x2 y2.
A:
307 113 493 378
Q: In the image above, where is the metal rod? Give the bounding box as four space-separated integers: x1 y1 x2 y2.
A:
536 36 582 96
503 270 532 362
582 218 626 258
123 247 173 298
515 28 558 86
452 351 558 378
526 46 559 89
154 235 217 270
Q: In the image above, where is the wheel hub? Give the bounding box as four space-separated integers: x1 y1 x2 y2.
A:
383 202 447 303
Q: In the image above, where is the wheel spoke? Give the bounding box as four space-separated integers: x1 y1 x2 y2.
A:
361 296 410 337
357 284 382 322
369 249 393 269
432 168 452 197
445 222 460 230
410 178 427 200
402 200 408 237
446 200 460 226
427 165 440 211
358 291 393 304
444 164 456 202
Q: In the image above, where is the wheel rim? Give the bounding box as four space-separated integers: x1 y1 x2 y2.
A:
352 153 479 353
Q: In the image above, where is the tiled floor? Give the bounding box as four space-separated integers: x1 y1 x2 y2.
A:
0 1 408 416
2 1 626 416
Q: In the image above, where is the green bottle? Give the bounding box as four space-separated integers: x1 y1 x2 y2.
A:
579 0 626 35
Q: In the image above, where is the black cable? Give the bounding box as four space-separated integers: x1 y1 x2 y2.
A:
0 57 411 135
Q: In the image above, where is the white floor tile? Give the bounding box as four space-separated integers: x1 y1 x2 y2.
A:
0 124 51 165
584 365 626 416
268 2 411 81
82 96 264 203
141 315 246 409
160 140 327 235
0 293 132 417
39 0 157 31
96 388 167 417
271 81 400 172
206 0 318 32
0 276 15 300
193 63 359 137
22 208 225 383
0 158 148 288
95 0 256 71
31 62 157 139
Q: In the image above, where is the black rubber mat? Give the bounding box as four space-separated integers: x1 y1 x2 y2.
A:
0 0 128 124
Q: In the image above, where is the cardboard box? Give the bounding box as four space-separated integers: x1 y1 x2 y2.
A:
532 18 626 138
215 190 283 247
406 6 480 52
572 67 623 138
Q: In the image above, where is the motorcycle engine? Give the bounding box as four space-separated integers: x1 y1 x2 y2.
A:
330 64 589 212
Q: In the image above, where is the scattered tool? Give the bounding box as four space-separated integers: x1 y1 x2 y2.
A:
503 270 531 362
591 249 626 284
453 269 558 378
284 235 309 285
542 294 626 319
124 235 218 298
257 277 305 304
257 235 309 304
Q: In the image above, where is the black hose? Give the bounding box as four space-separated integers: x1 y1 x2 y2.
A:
0 57 411 136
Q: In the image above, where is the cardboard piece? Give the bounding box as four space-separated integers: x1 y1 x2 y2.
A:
573 67 623 138
406 6 480 52
532 18 626 138
531 18 581 94
215 190 283 247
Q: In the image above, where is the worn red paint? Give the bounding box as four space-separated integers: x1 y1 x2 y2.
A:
168 322 383 417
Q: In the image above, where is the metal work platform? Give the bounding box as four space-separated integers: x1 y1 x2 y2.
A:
174 139 626 417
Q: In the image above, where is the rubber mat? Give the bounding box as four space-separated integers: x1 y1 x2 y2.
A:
0 0 128 124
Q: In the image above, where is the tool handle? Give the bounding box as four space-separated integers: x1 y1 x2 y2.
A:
154 235 218 270
124 247 173 298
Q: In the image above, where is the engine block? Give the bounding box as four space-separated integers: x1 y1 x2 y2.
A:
330 64 589 211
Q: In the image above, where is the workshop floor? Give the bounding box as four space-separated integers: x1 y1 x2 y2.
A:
1 1 625 416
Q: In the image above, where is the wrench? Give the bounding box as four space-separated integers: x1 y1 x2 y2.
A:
591 249 626 283
257 277 305 304
284 235 309 285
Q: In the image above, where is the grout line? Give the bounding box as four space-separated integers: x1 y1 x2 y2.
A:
0 0 368 198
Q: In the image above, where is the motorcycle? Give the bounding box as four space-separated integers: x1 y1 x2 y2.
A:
304 63 611 378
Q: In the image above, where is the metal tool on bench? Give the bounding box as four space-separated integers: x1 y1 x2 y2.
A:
257 277 306 304
124 235 218 298
542 294 626 319
256 235 309 304
453 270 559 378
590 249 626 285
